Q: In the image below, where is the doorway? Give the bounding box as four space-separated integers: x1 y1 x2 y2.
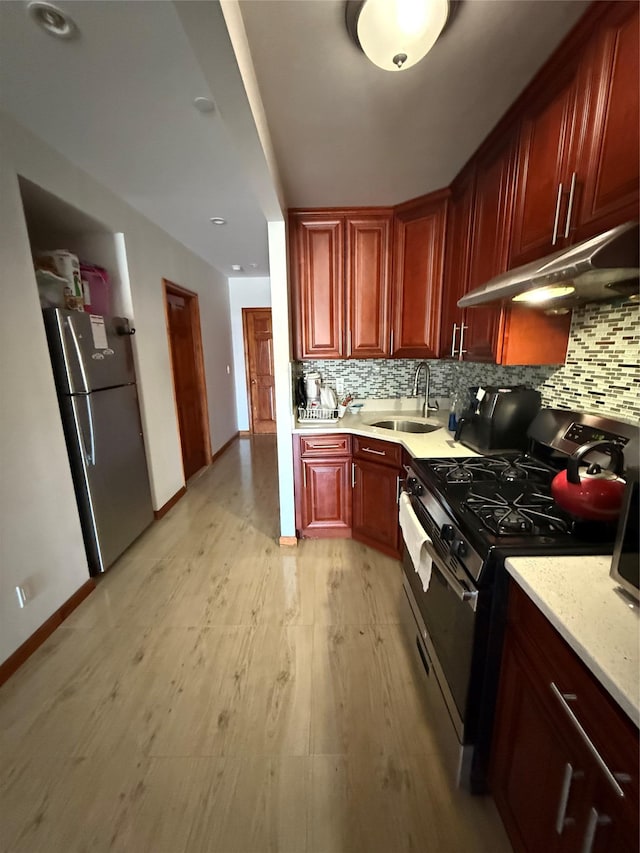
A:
163 280 212 480
242 308 276 434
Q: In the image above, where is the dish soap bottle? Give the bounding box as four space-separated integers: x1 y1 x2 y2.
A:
448 392 459 432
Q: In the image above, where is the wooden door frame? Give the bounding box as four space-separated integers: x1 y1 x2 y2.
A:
242 307 275 435
163 279 212 476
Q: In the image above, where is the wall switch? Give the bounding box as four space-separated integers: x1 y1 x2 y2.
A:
336 377 345 396
15 585 30 608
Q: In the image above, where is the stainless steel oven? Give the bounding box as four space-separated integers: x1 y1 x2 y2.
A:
399 487 488 790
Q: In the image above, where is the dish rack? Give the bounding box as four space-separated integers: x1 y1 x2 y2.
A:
297 406 339 424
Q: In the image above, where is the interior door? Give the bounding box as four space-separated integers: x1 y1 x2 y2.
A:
243 308 276 434
165 288 209 479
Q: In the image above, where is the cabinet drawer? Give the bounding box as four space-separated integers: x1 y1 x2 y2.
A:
298 434 351 457
507 582 639 801
353 435 402 468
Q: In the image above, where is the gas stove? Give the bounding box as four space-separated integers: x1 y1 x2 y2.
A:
407 408 638 585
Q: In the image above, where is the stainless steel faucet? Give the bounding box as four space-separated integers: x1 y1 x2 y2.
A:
412 361 438 418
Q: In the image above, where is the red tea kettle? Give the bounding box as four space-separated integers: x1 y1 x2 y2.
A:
551 441 626 522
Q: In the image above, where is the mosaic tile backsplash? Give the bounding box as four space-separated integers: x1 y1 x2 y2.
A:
296 299 639 424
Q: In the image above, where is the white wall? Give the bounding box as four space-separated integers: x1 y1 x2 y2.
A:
0 111 237 664
228 276 271 430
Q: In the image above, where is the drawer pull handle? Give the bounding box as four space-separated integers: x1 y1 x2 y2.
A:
309 444 343 450
581 807 611 853
555 762 582 834
550 683 626 798
362 446 386 456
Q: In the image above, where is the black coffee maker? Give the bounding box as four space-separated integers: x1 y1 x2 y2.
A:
454 386 541 453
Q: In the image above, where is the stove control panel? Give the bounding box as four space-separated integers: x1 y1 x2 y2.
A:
563 422 629 450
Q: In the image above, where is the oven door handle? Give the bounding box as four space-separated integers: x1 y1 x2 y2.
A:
425 543 479 611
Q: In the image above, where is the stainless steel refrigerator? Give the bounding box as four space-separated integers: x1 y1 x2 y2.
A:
43 308 154 575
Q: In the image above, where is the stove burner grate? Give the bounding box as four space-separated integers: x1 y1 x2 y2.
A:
429 456 553 486
464 487 570 536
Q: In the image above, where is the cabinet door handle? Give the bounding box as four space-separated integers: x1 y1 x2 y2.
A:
552 182 564 245
564 171 577 239
302 462 307 489
348 329 352 356
396 475 403 504
362 446 386 456
555 762 582 834
390 329 394 355
351 462 356 488
581 807 612 853
451 323 458 358
550 683 627 798
459 323 467 358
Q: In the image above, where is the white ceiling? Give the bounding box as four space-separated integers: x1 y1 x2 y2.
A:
0 0 590 280
0 0 272 277
240 0 590 207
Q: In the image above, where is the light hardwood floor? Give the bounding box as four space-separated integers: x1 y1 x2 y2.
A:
0 436 512 853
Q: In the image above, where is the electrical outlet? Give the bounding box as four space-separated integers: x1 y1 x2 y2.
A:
336 377 345 396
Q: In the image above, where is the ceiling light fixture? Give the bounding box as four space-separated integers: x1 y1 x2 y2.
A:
209 217 226 225
27 1 78 39
231 265 243 272
346 0 449 71
193 96 216 114
512 285 576 304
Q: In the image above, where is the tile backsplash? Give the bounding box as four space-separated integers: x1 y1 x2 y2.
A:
296 299 639 424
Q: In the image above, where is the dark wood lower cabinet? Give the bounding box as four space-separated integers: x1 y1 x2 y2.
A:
293 433 402 556
352 458 401 558
490 582 639 853
294 434 352 538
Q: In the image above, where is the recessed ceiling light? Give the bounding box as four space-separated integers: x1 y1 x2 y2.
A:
193 96 216 114
28 1 78 39
231 265 243 272
209 217 226 225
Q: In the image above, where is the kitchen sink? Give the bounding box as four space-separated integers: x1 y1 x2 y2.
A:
370 419 441 434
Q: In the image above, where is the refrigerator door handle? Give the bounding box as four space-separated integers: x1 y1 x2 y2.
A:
67 314 91 394
84 395 96 466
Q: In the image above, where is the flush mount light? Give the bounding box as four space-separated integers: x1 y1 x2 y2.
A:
193 96 216 114
209 217 226 225
346 0 449 71
512 285 576 304
27 1 78 39
231 265 243 272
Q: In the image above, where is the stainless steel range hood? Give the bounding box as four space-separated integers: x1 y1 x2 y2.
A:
458 220 639 310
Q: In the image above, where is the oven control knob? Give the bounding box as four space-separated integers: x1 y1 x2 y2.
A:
441 524 455 542
407 477 424 496
456 540 468 557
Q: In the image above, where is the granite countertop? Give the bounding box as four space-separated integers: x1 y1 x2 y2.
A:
292 400 479 459
505 555 640 726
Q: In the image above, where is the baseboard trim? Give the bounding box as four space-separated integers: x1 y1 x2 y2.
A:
154 485 187 520
279 536 298 547
0 579 96 687
211 432 239 463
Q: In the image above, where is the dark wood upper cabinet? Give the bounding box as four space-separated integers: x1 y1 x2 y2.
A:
440 164 476 359
289 210 392 360
465 131 517 363
509 58 583 268
391 191 448 359
573 2 639 241
345 215 392 357
290 214 344 360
